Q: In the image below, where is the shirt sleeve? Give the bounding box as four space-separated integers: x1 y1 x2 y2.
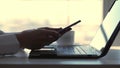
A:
0 33 21 55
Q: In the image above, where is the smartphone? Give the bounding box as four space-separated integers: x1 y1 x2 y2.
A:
29 47 57 58
59 20 81 34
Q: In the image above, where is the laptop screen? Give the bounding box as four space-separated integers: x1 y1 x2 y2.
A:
90 0 120 51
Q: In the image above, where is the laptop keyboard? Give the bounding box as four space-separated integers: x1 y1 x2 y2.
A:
55 45 100 55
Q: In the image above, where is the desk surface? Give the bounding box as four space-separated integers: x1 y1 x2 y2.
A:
0 48 120 68
0 46 120 65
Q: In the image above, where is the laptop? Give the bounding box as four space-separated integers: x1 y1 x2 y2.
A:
29 0 120 59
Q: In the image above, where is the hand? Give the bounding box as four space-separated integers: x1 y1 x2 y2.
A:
16 27 62 50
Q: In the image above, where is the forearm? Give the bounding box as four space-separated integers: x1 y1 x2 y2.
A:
0 31 21 55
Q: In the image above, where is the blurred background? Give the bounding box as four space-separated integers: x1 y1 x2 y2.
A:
0 0 115 45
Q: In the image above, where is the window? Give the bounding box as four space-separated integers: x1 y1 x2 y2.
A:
0 0 103 44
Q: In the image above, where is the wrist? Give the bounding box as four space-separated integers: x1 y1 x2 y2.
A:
16 33 25 48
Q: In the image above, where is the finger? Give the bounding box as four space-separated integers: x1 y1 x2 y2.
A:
46 28 62 31
36 29 60 41
59 28 72 35
37 27 48 30
39 27 63 31
46 30 60 41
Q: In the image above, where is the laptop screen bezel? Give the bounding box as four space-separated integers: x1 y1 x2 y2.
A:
99 21 120 57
